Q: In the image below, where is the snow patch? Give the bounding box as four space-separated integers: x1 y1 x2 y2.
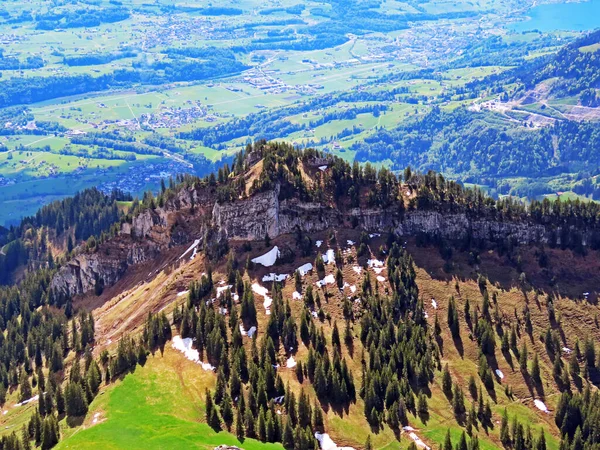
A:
15 395 39 407
376 276 386 282
322 249 335 264
534 399 549 413
177 290 189 297
367 259 384 268
293 291 302 300
316 240 323 248
179 239 201 260
347 240 355 246
352 266 362 274
247 326 257 338
262 273 289 282
495 369 504 379
297 262 313 276
171 336 215 371
252 283 273 313
315 432 356 450
408 432 430 450
216 285 232 298
286 356 297 368
431 299 437 309
252 246 280 267
316 274 335 287
562 347 572 354
373 267 384 274
369 233 381 238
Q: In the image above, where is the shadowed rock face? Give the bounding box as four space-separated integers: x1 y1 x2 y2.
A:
49 242 159 298
48 183 584 298
212 186 549 245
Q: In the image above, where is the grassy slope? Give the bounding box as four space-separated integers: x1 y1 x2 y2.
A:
57 347 283 450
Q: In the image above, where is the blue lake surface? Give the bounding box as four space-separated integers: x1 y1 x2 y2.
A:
511 0 600 32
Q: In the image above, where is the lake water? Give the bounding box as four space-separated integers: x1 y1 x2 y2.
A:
511 0 600 32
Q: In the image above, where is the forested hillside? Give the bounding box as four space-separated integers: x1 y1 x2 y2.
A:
0 143 599 450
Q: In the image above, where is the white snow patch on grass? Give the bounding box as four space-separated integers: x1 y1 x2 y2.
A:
216 285 232 298
347 240 355 246
408 432 430 450
431 299 437 309
316 274 335 287
316 240 323 248
534 399 549 413
15 395 39 407
252 246 280 267
171 336 214 371
293 291 302 300
322 249 335 264
179 239 201 260
315 433 356 450
495 369 504 379
352 266 362 274
368 259 384 268
247 326 257 338
262 273 289 282
297 262 313 276
252 283 273 313
286 356 297 368
252 283 269 297
177 290 189 297
376 275 386 282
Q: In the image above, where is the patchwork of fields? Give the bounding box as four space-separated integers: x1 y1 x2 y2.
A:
0 0 595 224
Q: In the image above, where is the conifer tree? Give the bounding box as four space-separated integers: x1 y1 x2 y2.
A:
444 429 453 450
442 364 453 397
244 408 255 438
221 393 234 429
500 408 510 447
531 353 541 383
209 407 221 431
457 431 468 450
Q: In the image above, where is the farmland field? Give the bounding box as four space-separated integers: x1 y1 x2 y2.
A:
0 0 596 224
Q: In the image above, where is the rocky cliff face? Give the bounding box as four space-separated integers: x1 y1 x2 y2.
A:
212 187 280 240
211 188 562 246
50 242 159 298
50 183 582 298
51 188 204 298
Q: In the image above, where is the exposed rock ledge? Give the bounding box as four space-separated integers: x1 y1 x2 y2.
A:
51 185 584 298
212 189 550 245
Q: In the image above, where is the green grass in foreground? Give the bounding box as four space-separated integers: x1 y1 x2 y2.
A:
57 348 282 450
